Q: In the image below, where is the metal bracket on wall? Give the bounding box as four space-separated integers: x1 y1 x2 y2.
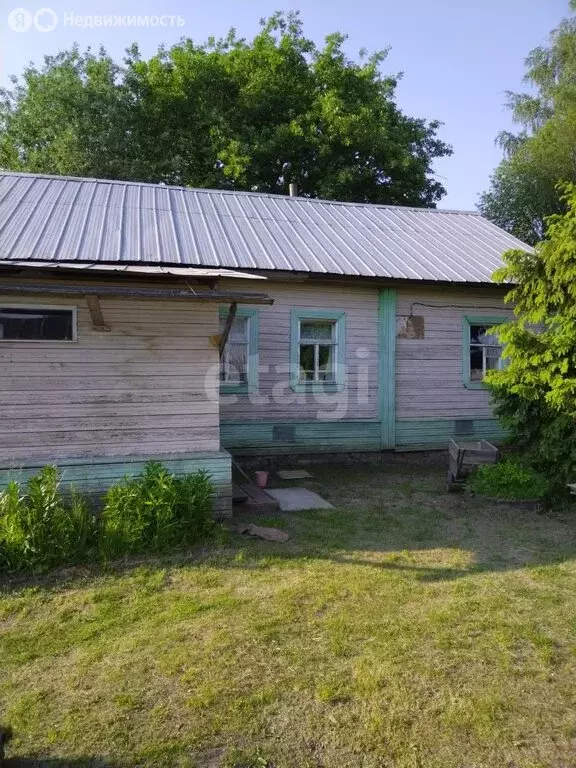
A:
84 295 111 332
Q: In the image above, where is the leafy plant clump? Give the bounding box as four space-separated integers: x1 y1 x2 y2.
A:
0 466 96 572
485 184 576 498
99 462 214 560
468 460 549 501
0 462 215 573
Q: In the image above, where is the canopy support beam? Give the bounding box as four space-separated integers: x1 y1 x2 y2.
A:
85 295 111 332
219 302 238 357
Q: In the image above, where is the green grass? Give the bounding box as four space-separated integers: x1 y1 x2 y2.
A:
2 464 576 767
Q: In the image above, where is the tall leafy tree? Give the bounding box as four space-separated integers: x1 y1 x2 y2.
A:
488 184 576 493
0 12 451 205
480 1 576 244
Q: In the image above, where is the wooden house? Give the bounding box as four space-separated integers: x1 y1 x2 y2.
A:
0 172 530 513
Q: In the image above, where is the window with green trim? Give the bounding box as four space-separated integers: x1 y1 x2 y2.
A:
463 315 506 389
290 309 346 392
219 308 259 393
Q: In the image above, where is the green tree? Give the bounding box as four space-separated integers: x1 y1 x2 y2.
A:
480 1 576 244
488 184 576 493
0 12 451 205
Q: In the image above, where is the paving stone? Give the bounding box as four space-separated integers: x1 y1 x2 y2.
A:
265 487 334 512
277 469 313 480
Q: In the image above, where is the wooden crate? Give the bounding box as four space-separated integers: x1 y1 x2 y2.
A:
447 439 499 491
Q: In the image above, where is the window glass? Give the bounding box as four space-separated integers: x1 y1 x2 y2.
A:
219 314 252 386
300 321 334 342
469 323 503 381
298 319 337 382
0 308 74 341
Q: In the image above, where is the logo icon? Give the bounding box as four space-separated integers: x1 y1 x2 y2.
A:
7 7 33 31
33 7 57 31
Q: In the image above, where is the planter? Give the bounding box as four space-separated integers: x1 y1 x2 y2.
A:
254 471 269 489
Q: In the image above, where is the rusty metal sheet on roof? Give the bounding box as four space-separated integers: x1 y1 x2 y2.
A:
0 261 266 279
0 172 532 283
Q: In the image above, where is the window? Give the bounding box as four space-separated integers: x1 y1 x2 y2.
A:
290 309 346 392
0 306 76 341
219 308 259 393
463 315 506 388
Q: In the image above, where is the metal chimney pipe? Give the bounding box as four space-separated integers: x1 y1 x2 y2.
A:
289 182 298 197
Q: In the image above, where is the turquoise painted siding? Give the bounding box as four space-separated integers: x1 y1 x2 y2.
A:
378 289 396 449
0 451 233 516
221 421 381 455
222 418 506 455
396 418 507 450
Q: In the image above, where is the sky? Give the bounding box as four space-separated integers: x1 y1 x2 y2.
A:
0 0 570 209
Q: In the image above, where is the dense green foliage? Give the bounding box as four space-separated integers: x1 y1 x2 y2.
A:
468 460 548 501
0 463 214 573
100 462 214 560
480 1 576 244
0 12 451 205
0 466 96 572
487 184 576 494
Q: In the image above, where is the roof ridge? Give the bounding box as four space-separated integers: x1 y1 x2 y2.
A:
0 170 480 216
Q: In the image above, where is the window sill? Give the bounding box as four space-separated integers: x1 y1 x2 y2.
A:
463 380 487 390
220 384 257 395
290 381 345 394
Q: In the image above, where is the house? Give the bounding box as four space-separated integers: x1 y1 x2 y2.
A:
0 172 530 513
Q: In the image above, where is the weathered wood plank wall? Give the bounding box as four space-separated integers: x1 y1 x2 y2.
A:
395 286 513 420
0 288 221 462
219 279 380 423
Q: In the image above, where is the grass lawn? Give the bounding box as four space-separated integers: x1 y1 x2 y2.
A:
2 462 576 768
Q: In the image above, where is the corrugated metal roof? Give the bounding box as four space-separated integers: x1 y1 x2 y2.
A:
0 172 531 283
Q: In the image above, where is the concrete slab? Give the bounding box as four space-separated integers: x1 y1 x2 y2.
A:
265 487 334 512
277 469 313 480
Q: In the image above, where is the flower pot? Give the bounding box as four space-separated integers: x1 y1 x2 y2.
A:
255 471 269 489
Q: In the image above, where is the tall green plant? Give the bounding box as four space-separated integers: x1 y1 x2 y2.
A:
0 467 95 572
99 462 214 560
487 184 576 495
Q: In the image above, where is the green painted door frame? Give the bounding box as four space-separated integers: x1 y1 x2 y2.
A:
378 289 396 449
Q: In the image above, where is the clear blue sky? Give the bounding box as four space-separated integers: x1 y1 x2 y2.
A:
0 0 569 209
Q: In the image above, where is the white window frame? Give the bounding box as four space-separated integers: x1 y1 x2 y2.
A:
463 315 506 389
0 304 78 343
290 309 346 392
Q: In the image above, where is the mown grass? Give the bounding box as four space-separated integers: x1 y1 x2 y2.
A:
2 464 576 767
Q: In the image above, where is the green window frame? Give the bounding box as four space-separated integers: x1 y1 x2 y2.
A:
290 308 346 393
462 315 507 389
219 307 259 394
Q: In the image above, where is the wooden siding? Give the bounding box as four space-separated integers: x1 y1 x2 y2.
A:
219 279 380 423
219 280 511 455
395 286 512 420
0 284 222 462
396 417 507 451
221 421 381 454
221 417 503 456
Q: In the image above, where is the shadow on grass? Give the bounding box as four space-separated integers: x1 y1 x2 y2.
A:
2 464 576 593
